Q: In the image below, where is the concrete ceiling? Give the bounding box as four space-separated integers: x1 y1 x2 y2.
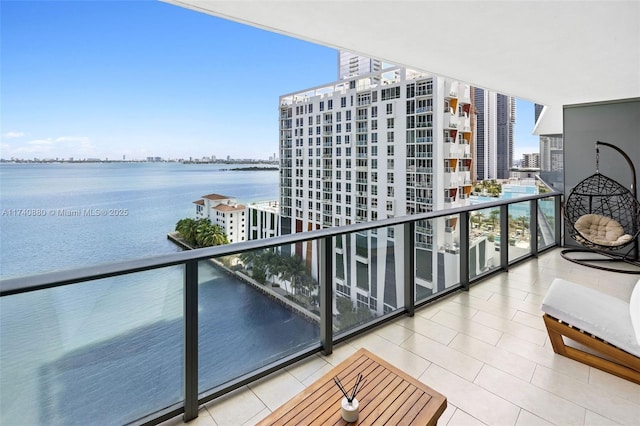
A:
164 0 640 135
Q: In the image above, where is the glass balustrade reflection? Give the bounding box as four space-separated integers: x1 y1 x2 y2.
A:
538 197 557 251
334 225 405 332
509 202 532 262
197 250 321 392
0 266 184 425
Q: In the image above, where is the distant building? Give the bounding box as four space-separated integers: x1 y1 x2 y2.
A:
247 200 280 240
536 103 564 189
473 89 516 180
509 168 540 180
522 153 540 168
193 194 246 244
338 51 382 80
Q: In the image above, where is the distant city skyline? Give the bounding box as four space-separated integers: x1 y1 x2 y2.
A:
1 1 540 162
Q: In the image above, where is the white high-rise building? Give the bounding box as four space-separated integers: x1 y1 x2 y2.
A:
338 51 383 80
279 66 483 314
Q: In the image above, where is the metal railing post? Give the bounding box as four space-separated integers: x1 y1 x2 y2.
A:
530 199 539 257
184 260 199 422
500 205 509 270
403 222 415 315
555 194 563 246
459 212 470 290
319 236 333 356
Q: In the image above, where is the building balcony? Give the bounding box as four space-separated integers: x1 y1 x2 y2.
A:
4 192 639 426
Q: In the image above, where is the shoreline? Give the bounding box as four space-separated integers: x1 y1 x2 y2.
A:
166 232 320 325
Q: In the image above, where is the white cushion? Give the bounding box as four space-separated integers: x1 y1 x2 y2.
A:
630 280 640 344
541 278 640 357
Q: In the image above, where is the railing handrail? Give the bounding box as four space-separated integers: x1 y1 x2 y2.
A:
0 188 562 297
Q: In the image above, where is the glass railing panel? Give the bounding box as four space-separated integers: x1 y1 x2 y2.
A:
197 250 320 392
0 266 184 425
334 225 403 333
509 201 532 262
537 197 557 251
416 216 463 302
470 207 502 274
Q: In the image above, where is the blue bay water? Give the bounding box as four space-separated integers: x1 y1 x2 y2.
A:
0 163 320 425
0 162 281 277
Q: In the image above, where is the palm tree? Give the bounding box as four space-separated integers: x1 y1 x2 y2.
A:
198 224 228 247
489 209 499 229
175 218 197 245
281 255 307 296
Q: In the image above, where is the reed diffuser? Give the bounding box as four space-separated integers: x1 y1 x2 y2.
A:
334 374 366 422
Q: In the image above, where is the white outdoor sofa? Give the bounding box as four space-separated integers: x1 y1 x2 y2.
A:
541 278 640 384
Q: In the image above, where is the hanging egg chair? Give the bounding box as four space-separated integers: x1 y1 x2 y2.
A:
561 141 640 273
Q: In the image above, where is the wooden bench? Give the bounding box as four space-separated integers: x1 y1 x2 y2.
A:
257 348 447 425
541 278 640 384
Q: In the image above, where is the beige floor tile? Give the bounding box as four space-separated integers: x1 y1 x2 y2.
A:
475 364 585 425
497 333 591 383
473 310 547 346
242 408 271 426
395 314 458 345
420 364 519 425
319 343 358 366
301 362 337 386
587 368 640 405
160 409 218 426
524 292 545 306
487 292 545 316
438 403 457 425
515 409 554 426
247 370 305 411
433 299 479 319
446 409 488 426
531 364 640 425
204 386 265 426
414 303 442 319
373 321 414 345
482 280 531 301
512 310 547 331
285 353 330 383
584 410 623 426
450 292 518 320
430 309 503 345
402 332 483 382
351 335 431 378
449 333 536 382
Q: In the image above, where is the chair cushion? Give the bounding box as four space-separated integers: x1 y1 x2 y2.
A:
574 214 633 247
631 280 640 344
541 278 640 357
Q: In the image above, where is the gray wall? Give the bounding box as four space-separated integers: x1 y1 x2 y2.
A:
563 98 640 246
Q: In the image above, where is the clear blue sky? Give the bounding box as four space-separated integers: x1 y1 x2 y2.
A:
1 0 539 161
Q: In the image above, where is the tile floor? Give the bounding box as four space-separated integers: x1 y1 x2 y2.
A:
165 249 640 425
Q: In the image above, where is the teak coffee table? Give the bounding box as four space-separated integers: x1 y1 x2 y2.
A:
257 348 447 425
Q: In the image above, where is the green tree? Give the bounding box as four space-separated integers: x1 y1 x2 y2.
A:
489 209 499 229
175 218 197 245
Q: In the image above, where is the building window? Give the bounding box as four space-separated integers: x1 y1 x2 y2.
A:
386 103 393 114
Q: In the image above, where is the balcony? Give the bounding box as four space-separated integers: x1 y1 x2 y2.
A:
3 192 639 426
